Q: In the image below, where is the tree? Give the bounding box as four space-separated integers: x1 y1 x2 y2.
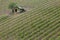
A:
8 3 17 9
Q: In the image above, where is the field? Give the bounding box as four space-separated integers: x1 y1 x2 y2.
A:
0 0 60 40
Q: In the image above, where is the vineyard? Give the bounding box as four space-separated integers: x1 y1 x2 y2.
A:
0 0 60 40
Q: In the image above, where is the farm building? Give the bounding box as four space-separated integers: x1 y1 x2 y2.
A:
11 6 25 13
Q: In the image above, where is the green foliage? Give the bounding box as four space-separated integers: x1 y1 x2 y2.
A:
0 0 60 40
8 2 17 9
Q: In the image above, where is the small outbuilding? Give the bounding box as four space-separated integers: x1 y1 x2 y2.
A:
9 3 26 15
12 6 25 13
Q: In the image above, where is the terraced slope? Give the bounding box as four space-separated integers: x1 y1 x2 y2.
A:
0 0 60 40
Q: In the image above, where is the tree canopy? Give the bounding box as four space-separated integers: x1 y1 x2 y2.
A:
8 3 17 9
